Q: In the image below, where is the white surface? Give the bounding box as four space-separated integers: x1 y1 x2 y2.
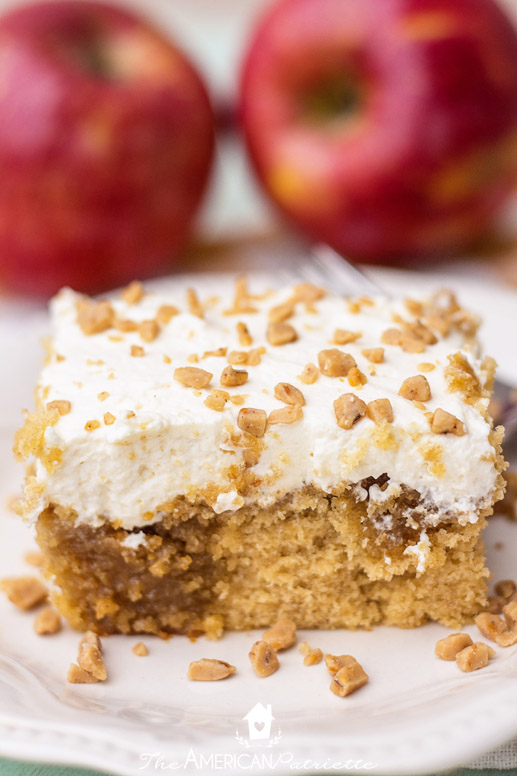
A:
24 279 498 532
0 265 517 774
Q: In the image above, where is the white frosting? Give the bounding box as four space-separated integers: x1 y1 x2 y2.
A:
23 276 499 531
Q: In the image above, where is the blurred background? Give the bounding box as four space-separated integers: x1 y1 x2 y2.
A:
0 0 517 294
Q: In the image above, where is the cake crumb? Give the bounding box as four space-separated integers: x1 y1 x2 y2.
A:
34 607 61 635
262 619 296 650
187 658 236 681
456 642 495 672
97 391 110 401
499 471 517 520
298 641 322 666
435 632 473 660
228 351 249 366
249 640 280 677
133 642 148 657
1 576 47 610
103 412 116 426
328 656 368 697
130 345 145 358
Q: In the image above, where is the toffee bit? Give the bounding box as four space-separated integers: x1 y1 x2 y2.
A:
362 348 384 363
84 420 101 431
366 398 393 424
139 320 160 343
1 576 47 610
268 405 303 425
114 318 138 333
456 643 495 672
348 367 367 387
121 280 144 305
187 288 204 318
299 363 319 384
435 633 473 661
268 303 294 323
187 658 236 681
46 400 71 416
237 408 267 437
328 656 368 697
156 305 179 324
34 607 61 635
334 393 367 430
262 619 296 650
274 382 305 406
237 321 253 347
292 282 326 302
130 344 145 358
430 408 466 436
249 640 280 677
266 322 298 346
333 329 361 345
174 367 213 389
318 349 356 377
220 366 248 387
76 299 114 336
399 375 431 402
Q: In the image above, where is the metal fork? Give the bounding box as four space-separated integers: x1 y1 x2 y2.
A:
294 242 517 448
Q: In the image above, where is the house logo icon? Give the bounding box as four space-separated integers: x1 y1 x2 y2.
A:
235 702 282 747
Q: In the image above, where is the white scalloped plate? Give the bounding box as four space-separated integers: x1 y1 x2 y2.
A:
0 268 516 776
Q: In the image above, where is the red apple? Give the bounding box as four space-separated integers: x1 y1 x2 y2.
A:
0 1 215 296
240 0 517 264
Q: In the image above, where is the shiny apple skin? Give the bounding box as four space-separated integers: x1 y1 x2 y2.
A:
0 1 215 296
240 0 517 264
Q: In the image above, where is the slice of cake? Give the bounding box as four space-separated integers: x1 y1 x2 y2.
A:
13 276 505 637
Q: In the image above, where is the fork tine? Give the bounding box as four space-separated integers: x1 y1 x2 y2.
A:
311 244 382 297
